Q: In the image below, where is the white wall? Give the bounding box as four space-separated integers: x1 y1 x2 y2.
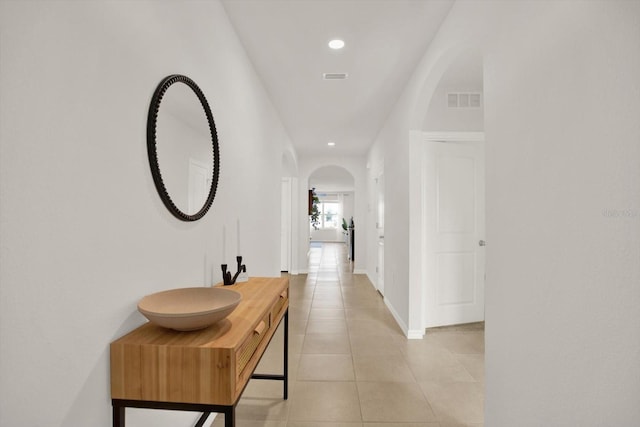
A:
422 50 484 132
295 156 366 274
0 1 291 426
368 110 413 332
367 0 640 424
482 2 640 424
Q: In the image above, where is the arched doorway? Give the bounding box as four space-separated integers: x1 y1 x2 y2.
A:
308 165 355 261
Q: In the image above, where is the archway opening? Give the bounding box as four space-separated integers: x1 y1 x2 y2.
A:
308 165 355 257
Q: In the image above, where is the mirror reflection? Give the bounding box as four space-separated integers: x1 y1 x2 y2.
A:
156 82 213 215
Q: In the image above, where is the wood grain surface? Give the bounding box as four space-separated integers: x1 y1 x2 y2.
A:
110 276 289 405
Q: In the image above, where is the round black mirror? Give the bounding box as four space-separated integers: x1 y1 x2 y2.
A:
147 75 220 221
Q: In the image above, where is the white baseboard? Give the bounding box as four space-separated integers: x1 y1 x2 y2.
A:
383 297 408 337
383 297 424 340
353 268 367 274
407 329 425 340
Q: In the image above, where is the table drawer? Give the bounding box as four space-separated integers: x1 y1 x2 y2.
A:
271 289 288 321
236 312 271 376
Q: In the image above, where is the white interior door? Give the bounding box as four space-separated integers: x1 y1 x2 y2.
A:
424 138 485 327
188 159 209 214
376 172 385 295
377 239 384 295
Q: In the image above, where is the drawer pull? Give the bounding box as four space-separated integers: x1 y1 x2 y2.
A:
237 317 269 375
254 320 266 336
280 291 287 299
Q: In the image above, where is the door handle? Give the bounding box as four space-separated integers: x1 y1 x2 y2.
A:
479 240 486 247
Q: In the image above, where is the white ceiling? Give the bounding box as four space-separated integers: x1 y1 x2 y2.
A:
222 0 455 157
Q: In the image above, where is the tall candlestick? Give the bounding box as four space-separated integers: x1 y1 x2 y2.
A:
222 225 226 262
237 218 241 255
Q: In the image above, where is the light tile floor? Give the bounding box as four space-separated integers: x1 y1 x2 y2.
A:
212 242 484 427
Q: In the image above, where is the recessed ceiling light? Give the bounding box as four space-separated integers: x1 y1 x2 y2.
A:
327 141 336 147
328 39 345 50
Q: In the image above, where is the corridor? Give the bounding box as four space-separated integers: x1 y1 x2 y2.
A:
213 242 484 426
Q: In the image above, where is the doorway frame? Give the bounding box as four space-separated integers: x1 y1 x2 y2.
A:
408 131 485 337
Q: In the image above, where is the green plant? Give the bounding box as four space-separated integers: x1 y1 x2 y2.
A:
309 188 320 230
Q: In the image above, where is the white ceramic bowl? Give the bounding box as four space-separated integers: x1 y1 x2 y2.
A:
138 287 242 331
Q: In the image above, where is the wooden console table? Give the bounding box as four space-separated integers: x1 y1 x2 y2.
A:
110 276 289 427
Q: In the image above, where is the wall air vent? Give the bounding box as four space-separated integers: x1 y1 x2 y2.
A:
447 92 482 109
323 73 349 80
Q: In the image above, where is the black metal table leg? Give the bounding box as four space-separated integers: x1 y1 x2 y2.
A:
113 404 124 427
224 406 234 427
194 412 211 427
283 309 289 400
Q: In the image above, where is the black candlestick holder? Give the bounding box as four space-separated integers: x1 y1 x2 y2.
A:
221 255 246 286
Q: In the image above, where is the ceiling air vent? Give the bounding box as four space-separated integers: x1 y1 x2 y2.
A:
323 73 349 80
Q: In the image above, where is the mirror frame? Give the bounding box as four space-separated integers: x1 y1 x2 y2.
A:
147 74 220 221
